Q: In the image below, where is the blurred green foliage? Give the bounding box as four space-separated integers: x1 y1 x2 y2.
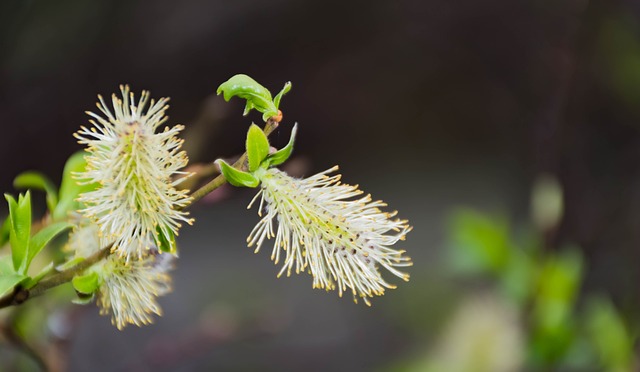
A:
439 206 636 371
393 174 637 372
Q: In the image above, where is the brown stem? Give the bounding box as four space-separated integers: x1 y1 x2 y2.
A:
0 244 111 309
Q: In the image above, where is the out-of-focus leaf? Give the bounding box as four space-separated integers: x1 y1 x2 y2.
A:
585 297 635 372
530 248 584 366
54 152 97 221
499 249 536 306
0 256 27 297
215 159 260 188
266 123 298 168
27 222 73 274
448 209 510 276
14 171 59 213
246 124 270 172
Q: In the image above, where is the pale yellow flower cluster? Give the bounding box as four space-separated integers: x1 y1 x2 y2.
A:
71 87 189 328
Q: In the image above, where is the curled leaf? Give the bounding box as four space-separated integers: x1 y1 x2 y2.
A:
216 74 279 121
273 81 292 110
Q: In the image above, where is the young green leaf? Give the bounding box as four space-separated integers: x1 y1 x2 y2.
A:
26 222 73 274
273 81 292 110
0 256 27 297
216 74 279 121
6 193 32 272
266 123 298 168
215 159 260 188
14 171 59 213
72 271 100 294
156 225 177 255
54 152 97 221
246 124 270 172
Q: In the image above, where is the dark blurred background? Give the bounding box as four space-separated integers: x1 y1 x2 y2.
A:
1 0 640 370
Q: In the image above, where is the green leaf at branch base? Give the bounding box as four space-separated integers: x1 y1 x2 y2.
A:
0 256 27 297
215 159 260 188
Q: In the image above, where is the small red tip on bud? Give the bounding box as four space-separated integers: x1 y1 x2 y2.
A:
274 110 283 123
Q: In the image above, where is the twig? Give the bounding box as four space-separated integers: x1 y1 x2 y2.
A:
0 117 281 310
0 244 111 309
186 118 279 206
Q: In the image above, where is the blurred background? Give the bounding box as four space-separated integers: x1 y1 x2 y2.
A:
1 0 640 370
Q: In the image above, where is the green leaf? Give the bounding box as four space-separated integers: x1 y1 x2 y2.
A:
54 152 97 221
0 256 27 297
216 74 279 121
14 171 59 213
215 159 260 188
266 123 298 167
0 274 26 297
26 222 73 274
72 271 100 294
156 226 177 255
448 209 510 276
273 81 292 110
246 124 270 172
6 193 32 273
585 297 634 371
530 248 584 364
